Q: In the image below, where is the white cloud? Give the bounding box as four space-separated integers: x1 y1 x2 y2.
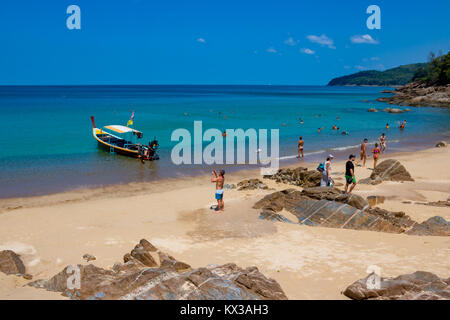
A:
355 65 368 70
350 34 379 44
197 38 206 43
284 37 298 46
300 48 315 55
266 47 277 53
370 57 380 61
306 34 335 49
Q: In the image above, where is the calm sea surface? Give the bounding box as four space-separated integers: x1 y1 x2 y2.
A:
0 85 449 198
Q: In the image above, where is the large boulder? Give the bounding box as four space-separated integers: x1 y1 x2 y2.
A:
435 141 447 148
29 239 287 300
264 167 321 188
0 250 26 275
406 216 450 236
344 271 450 300
369 159 414 182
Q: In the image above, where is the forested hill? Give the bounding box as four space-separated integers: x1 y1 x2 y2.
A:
327 63 426 86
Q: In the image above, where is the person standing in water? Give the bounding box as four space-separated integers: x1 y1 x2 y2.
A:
372 143 381 169
379 133 387 153
358 138 368 167
345 154 357 194
211 170 225 211
297 136 304 159
320 155 333 187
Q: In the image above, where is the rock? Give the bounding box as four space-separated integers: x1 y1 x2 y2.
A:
237 179 268 191
367 108 378 112
369 159 414 182
223 184 236 190
387 108 404 113
404 108 411 112
130 244 158 267
344 271 450 300
259 210 295 224
253 189 416 234
83 254 96 262
435 141 447 148
264 167 321 188
376 81 450 108
300 187 369 210
23 273 33 280
406 216 450 236
366 195 385 208
28 240 287 300
0 250 26 275
419 200 450 207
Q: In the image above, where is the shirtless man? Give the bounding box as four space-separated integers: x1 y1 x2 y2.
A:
358 138 368 167
211 170 225 211
297 136 304 159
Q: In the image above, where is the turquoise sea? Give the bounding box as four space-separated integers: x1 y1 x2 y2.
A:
0 85 449 198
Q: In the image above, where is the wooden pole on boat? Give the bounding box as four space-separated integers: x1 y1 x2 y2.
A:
90 116 96 128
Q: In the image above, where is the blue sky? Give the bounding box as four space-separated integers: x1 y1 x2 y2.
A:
0 0 449 85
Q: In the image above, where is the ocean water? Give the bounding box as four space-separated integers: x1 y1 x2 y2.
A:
0 85 449 198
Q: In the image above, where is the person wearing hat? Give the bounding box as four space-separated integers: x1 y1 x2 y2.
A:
320 154 334 187
345 154 357 193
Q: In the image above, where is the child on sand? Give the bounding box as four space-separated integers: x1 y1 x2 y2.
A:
211 170 225 211
357 138 368 167
372 143 381 169
297 136 304 159
345 154 357 194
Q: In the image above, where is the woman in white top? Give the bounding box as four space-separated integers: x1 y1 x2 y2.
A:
320 154 334 186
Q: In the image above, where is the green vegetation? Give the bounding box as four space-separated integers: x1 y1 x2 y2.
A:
328 51 449 86
328 63 426 86
412 52 450 85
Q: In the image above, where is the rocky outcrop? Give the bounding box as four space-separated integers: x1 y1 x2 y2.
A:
253 189 415 233
83 254 96 262
300 187 369 210
263 167 321 188
344 271 450 300
367 108 378 112
406 216 450 236
383 107 404 113
253 188 449 236
436 141 448 148
360 159 414 184
237 179 268 191
28 239 287 300
0 250 26 275
376 82 450 108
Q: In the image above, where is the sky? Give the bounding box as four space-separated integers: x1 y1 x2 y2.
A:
0 0 449 85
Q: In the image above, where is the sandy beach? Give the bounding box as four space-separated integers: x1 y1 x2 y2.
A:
1 145 449 300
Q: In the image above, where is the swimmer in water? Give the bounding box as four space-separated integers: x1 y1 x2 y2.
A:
386 123 389 130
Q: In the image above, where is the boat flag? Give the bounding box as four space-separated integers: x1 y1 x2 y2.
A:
127 111 135 126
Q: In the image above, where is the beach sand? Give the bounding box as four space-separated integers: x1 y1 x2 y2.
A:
0 146 449 300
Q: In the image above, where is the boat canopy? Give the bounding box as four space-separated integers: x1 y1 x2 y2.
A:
103 125 142 134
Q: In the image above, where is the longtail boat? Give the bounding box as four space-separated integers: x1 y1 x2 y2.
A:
90 116 159 161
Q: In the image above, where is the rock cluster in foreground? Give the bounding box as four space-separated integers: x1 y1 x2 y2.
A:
344 271 450 300
376 82 450 108
28 239 287 300
254 187 449 236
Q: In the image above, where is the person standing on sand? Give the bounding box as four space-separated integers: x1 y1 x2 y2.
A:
372 143 381 169
358 138 368 167
297 136 304 159
211 170 225 211
320 155 333 187
345 154 357 194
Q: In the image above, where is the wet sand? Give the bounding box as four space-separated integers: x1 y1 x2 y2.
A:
0 146 449 299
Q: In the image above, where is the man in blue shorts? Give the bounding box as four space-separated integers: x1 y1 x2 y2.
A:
211 170 225 211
